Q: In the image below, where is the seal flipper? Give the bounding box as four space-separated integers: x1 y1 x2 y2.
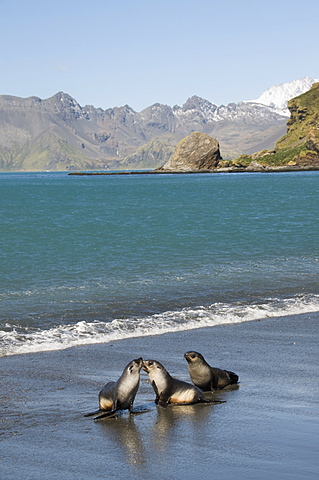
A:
128 400 135 413
93 409 118 420
84 409 103 417
158 393 170 407
200 398 226 405
129 406 151 415
93 397 119 420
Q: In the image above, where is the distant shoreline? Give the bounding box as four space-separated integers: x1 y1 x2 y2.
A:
68 165 319 175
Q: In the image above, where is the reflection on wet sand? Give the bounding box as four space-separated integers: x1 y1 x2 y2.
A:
95 386 239 465
97 414 146 465
151 403 212 451
150 386 239 452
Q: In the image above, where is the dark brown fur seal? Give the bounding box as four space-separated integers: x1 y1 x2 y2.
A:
84 357 143 420
184 351 239 391
142 359 225 407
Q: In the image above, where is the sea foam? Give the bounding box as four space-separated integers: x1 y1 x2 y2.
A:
1 294 319 357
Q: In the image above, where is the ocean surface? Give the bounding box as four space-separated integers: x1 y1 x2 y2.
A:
1 170 318 357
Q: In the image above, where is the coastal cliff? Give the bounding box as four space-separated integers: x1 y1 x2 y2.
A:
229 82 319 171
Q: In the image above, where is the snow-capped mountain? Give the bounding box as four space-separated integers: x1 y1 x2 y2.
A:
168 77 319 124
248 76 319 116
170 95 286 124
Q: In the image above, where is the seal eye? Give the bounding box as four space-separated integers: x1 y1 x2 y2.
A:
148 361 153 366
191 354 196 359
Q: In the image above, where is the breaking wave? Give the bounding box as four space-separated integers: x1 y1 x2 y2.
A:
1 294 319 357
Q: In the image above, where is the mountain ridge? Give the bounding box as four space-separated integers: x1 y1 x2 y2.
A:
0 77 317 171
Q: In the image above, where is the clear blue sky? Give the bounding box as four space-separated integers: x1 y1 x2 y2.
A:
1 0 318 111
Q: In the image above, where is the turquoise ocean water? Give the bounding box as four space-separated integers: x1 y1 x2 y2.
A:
1 171 318 356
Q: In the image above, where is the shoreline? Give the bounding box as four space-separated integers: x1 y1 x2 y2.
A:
1 312 319 479
1 166 318 174
68 165 319 175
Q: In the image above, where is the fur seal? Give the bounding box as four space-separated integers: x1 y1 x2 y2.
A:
184 351 239 391
84 357 143 420
142 359 225 407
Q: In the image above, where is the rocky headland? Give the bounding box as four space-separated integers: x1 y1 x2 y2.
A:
226 82 319 172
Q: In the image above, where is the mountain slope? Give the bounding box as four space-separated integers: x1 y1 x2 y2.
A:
0 77 317 171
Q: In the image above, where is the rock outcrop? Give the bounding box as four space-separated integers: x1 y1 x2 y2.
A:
158 132 222 172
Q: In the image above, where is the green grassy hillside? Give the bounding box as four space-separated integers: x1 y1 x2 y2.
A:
231 82 319 169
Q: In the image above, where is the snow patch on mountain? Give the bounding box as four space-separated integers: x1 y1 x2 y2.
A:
247 76 319 116
172 95 287 124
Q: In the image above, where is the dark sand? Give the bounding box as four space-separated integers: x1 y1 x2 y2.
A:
1 313 319 480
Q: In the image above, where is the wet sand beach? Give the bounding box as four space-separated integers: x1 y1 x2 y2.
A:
1 312 319 480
